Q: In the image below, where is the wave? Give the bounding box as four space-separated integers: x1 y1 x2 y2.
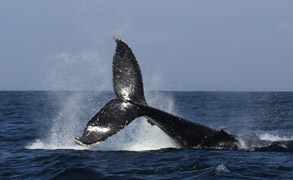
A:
215 163 230 173
235 133 293 152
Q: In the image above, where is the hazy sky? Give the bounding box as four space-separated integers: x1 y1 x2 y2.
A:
1 0 293 91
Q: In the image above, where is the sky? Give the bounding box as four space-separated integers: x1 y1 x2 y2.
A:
0 0 293 91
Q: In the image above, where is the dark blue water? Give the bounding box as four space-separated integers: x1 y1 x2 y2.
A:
1 91 292 179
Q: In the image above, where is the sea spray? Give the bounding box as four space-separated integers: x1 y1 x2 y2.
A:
27 92 89 150
28 51 108 150
27 91 178 151
40 51 110 91
92 117 177 151
28 49 178 151
259 133 293 142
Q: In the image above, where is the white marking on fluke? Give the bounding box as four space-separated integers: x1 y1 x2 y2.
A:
121 102 130 111
87 126 110 133
121 88 131 100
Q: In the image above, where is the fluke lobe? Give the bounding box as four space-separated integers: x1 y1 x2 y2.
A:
75 37 239 149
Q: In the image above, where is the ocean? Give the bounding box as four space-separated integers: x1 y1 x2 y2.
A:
0 91 292 179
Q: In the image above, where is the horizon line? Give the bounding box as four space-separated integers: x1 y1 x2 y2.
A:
1 89 293 93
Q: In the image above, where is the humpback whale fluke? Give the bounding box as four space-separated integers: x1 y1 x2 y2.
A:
75 37 238 149
112 36 146 105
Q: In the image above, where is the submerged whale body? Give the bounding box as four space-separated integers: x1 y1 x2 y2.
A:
75 37 239 149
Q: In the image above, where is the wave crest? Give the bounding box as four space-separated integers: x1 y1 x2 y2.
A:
259 133 293 142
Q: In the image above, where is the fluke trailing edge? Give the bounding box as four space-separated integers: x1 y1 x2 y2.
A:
75 37 239 149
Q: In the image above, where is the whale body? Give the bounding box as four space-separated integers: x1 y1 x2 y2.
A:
75 37 238 149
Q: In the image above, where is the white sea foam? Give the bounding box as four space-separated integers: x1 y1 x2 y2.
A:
26 139 88 150
215 163 230 173
92 118 178 151
259 133 293 142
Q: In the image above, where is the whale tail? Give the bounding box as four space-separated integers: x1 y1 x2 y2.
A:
75 37 153 147
112 37 147 105
75 37 238 148
74 98 144 146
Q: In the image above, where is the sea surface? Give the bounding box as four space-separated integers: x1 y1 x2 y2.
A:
0 91 292 180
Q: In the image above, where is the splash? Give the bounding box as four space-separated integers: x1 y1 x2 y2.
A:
40 51 110 91
26 139 87 150
215 163 230 173
26 92 90 150
146 91 176 115
28 51 108 150
27 46 178 151
259 133 293 142
27 92 178 151
92 118 177 151
235 137 249 150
